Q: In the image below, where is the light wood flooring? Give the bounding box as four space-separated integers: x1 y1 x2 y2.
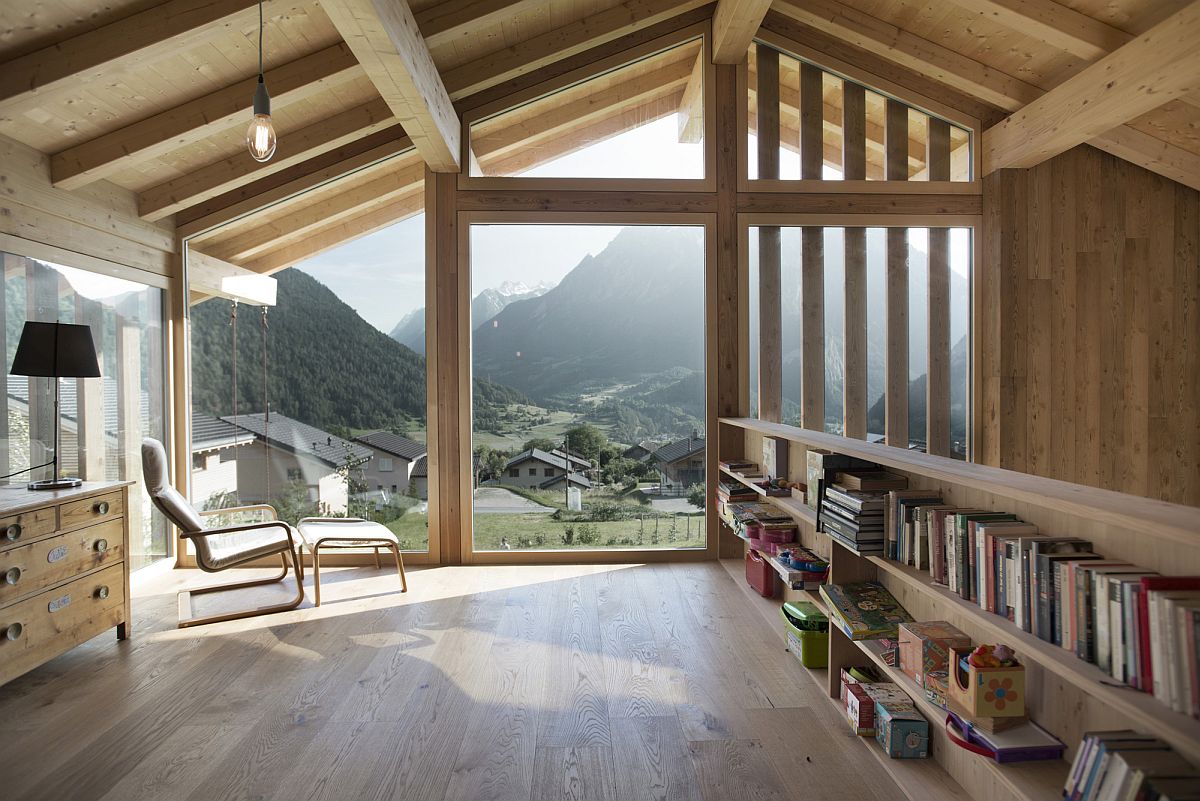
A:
2 560 904 801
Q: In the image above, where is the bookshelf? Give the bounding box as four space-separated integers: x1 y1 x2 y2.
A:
717 415 1200 801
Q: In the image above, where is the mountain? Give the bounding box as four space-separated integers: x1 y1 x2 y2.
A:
473 226 705 402
191 269 525 433
390 280 554 353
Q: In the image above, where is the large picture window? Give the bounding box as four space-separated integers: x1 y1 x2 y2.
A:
469 223 708 552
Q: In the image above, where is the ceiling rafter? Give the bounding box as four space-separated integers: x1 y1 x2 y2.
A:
50 43 362 191
982 3 1200 173
0 0 261 112
711 0 772 64
414 0 546 50
320 0 461 171
676 48 705 143
939 0 1130 61
139 98 398 221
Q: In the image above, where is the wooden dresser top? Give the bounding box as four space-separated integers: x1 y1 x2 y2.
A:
0 481 133 517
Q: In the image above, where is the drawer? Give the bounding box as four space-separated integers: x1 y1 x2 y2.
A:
59 491 123 531
0 518 124 608
0 506 58 553
0 563 125 683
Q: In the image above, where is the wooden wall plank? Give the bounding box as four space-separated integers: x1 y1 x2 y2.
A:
801 226 824 430
885 227 908 447
843 227 866 439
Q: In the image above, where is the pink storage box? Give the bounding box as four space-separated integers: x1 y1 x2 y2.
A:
761 527 797 544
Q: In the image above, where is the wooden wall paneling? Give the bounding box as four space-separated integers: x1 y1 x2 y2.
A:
843 227 867 439
1048 153 1077 485
885 227 908 448
801 226 824 430
757 45 783 422
799 62 823 180
1173 185 1200 505
76 296 106 480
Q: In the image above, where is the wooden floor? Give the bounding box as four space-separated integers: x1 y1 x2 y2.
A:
2 560 904 801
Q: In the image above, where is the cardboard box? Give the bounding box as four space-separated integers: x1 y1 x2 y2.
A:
844 683 877 736
876 701 930 759
898 621 971 685
948 646 1026 718
923 670 950 710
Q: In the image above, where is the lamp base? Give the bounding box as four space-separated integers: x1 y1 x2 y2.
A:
28 477 84 491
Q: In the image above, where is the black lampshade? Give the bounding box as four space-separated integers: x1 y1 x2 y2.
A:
10 322 101 378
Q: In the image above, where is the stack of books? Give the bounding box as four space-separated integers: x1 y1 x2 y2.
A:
1065 731 1198 800
820 582 914 640
821 484 889 555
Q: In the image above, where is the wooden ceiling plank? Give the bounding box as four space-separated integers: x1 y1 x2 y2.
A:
0 0 261 112
940 0 1131 61
50 43 361 191
320 0 460 172
982 2 1200 172
415 0 545 50
440 0 709 100
711 0 772 64
139 98 397 220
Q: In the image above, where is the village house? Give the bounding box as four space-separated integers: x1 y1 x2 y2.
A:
354 430 428 500
500 448 594 491
653 434 706 491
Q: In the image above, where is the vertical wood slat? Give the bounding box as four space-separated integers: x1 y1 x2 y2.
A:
886 99 909 182
800 62 823 180
426 168 459 564
116 317 143 552
756 46 782 423
842 82 866 181
76 296 106 480
926 118 951 456
843 227 866 439
885 228 908 448
801 227 824 431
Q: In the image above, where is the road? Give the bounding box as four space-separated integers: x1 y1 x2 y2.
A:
472 486 555 514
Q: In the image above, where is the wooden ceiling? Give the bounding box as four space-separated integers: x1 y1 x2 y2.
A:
1 0 1196 277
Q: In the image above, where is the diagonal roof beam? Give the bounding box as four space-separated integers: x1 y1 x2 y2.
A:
982 2 1200 172
414 0 546 50
439 0 710 100
320 0 461 172
138 98 397 221
51 43 361 191
0 0 261 112
940 0 1130 61
711 0 773 64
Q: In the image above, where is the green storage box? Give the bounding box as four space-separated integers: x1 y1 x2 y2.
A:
781 601 829 669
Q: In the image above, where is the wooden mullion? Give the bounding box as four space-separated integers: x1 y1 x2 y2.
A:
801 226 824 430
928 118 951 182
756 45 780 181
800 62 823 179
76 296 106 480
886 227 909 447
927 227 950 456
886 98 909 182
843 227 866 439
842 82 866 181
756 45 783 423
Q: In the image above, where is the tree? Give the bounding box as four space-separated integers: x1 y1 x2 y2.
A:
601 456 639 486
563 423 606 463
522 437 559 452
686 483 706 510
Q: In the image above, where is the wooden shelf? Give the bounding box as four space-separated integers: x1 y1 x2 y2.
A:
719 465 818 526
852 639 1069 801
867 555 1200 765
719 417 1200 549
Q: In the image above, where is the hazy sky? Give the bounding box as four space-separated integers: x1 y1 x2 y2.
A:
297 116 703 334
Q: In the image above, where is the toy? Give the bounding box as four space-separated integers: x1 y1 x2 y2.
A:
876 701 930 758
898 621 971 686
949 644 1025 717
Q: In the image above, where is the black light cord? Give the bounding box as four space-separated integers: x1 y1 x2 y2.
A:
258 0 264 78
1 460 54 482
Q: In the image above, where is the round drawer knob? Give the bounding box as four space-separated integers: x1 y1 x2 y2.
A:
95 501 110 515
5 524 21 541
94 539 109 553
95 585 110 601
3 622 21 642
4 567 20 586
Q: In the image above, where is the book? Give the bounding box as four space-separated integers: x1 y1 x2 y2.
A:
1082 566 1149 669
1064 731 1162 801
888 492 943 564
950 512 1014 601
825 484 888 513
1035 552 1101 644
1094 749 1197 801
1107 574 1157 685
822 514 884 543
820 582 914 640
835 470 908 491
1137 577 1200 703
1028 538 1094 639
1011 534 1045 631
976 522 1035 614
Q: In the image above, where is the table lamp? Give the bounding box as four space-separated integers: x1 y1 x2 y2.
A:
9 321 101 490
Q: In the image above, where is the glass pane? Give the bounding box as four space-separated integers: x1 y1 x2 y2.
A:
950 229 971 459
188 191 429 552
470 224 706 552
824 228 844 434
470 39 705 179
3 254 169 568
866 228 887 441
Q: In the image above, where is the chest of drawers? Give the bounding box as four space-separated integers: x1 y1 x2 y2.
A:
0 482 131 686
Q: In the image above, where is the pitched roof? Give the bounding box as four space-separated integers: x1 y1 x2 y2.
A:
505 448 571 472
539 472 592 490
653 436 706 467
355 430 427 461
192 412 250 452
222 412 371 468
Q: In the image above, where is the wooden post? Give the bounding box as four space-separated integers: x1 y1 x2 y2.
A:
926 119 952 456
75 296 106 480
117 314 144 558
0 254 12 479
27 259 56 477
756 45 782 423
886 228 909 448
801 226 824 431
842 83 866 181
799 62 823 180
886 99 909 182
842 83 867 439
427 167 460 564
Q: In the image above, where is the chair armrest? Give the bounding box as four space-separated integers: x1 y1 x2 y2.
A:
181 519 295 543
297 516 367 524
199 504 279 520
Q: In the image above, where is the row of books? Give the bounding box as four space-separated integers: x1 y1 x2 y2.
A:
879 490 1200 721
816 472 909 556
1065 731 1198 801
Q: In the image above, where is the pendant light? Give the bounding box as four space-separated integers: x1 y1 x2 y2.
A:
246 0 277 162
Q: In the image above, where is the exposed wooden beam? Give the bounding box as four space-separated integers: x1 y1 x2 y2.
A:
320 0 461 172
0 0 260 111
440 0 708 100
50 43 361 191
139 99 397 221
940 0 1130 61
175 128 412 238
240 194 425 275
711 0 772 64
188 249 278 306
203 162 424 261
415 0 544 50
983 3 1200 172
676 49 706 143
1089 126 1200 192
